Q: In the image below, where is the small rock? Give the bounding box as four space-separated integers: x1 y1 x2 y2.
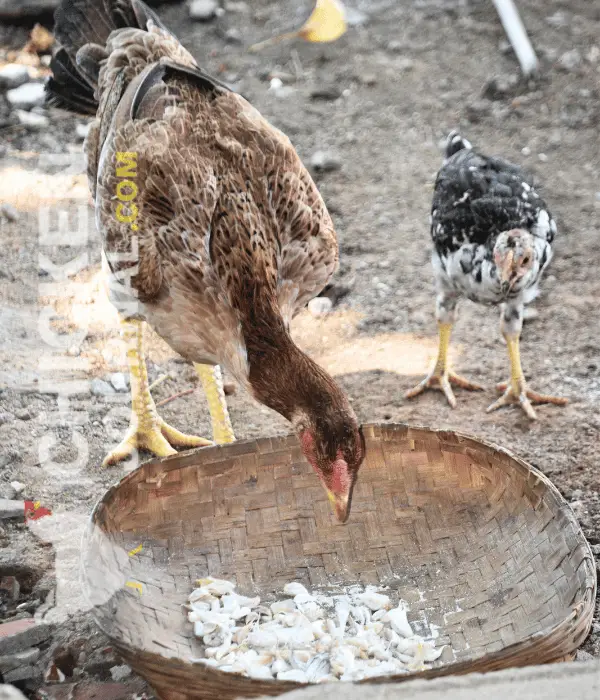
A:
109 372 128 393
546 11 569 28
1 203 19 222
482 75 518 100
223 382 236 396
90 378 116 396
0 484 17 500
6 82 46 110
538 153 548 162
109 664 132 682
466 100 491 123
15 408 32 421
345 7 368 27
310 150 342 172
576 649 595 662
76 122 91 141
357 73 377 86
15 109 49 130
586 46 600 65
397 57 414 71
0 64 31 90
558 49 582 73
0 576 20 601
188 0 218 21
223 27 242 43
0 500 24 520
310 86 342 101
0 411 15 426
10 481 25 495
386 40 404 53
308 297 333 317
521 146 531 156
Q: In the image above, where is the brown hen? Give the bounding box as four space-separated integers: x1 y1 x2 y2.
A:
46 0 363 521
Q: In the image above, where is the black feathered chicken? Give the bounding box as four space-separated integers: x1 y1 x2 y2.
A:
407 132 568 419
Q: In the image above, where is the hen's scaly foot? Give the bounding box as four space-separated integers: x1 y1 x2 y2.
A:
405 371 484 408
103 415 212 467
486 379 568 420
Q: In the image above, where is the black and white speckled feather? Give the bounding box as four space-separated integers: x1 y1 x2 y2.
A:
431 131 556 309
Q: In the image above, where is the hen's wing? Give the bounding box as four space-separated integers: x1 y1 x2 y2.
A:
94 52 336 331
431 148 555 258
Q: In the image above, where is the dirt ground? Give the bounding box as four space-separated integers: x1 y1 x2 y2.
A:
0 0 599 696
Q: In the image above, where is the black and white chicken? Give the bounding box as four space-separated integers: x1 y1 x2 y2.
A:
407 131 568 419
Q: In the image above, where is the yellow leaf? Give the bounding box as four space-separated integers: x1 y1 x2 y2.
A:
299 0 347 43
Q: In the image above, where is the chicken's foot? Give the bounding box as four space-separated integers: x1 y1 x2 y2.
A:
405 322 484 407
486 333 568 419
194 363 235 444
103 320 211 466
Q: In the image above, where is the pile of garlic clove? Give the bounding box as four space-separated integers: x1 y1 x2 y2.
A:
187 578 444 683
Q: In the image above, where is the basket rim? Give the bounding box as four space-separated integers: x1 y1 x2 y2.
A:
81 422 597 688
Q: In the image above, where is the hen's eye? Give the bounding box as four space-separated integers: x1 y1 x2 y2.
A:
522 255 530 264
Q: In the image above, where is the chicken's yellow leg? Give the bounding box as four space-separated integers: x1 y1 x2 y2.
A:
103 320 211 466
194 364 235 444
405 322 484 407
486 333 568 419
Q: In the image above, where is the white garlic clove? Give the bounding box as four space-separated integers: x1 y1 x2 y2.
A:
334 598 350 634
271 599 296 615
247 665 273 680
291 650 312 668
277 669 308 683
271 659 290 674
247 629 278 648
195 577 236 596
384 606 413 638
283 582 310 597
356 592 390 611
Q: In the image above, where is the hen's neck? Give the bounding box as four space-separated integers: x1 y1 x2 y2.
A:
240 299 345 422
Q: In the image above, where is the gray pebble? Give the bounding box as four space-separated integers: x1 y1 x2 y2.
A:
90 378 116 396
310 150 342 172
109 664 132 682
558 49 582 73
109 372 129 393
0 411 15 426
1 204 19 223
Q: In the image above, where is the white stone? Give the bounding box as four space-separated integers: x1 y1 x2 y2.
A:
6 82 45 110
308 297 333 317
76 122 91 141
188 0 218 21
0 64 31 90
15 109 49 130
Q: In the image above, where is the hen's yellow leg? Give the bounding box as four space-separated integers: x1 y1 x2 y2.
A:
103 320 211 466
405 322 484 407
487 333 568 419
194 364 235 444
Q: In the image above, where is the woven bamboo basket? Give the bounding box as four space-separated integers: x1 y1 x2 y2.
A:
82 423 596 700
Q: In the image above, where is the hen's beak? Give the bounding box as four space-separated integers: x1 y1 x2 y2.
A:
327 489 350 523
499 250 515 294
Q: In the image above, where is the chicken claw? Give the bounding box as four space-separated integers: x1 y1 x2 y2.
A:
486 379 568 420
405 371 484 408
103 418 211 467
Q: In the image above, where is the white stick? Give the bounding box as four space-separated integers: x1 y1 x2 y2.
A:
492 0 538 76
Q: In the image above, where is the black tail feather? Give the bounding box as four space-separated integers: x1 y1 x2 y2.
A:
45 0 171 115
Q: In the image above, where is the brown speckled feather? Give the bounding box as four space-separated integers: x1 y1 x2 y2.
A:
88 24 337 387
